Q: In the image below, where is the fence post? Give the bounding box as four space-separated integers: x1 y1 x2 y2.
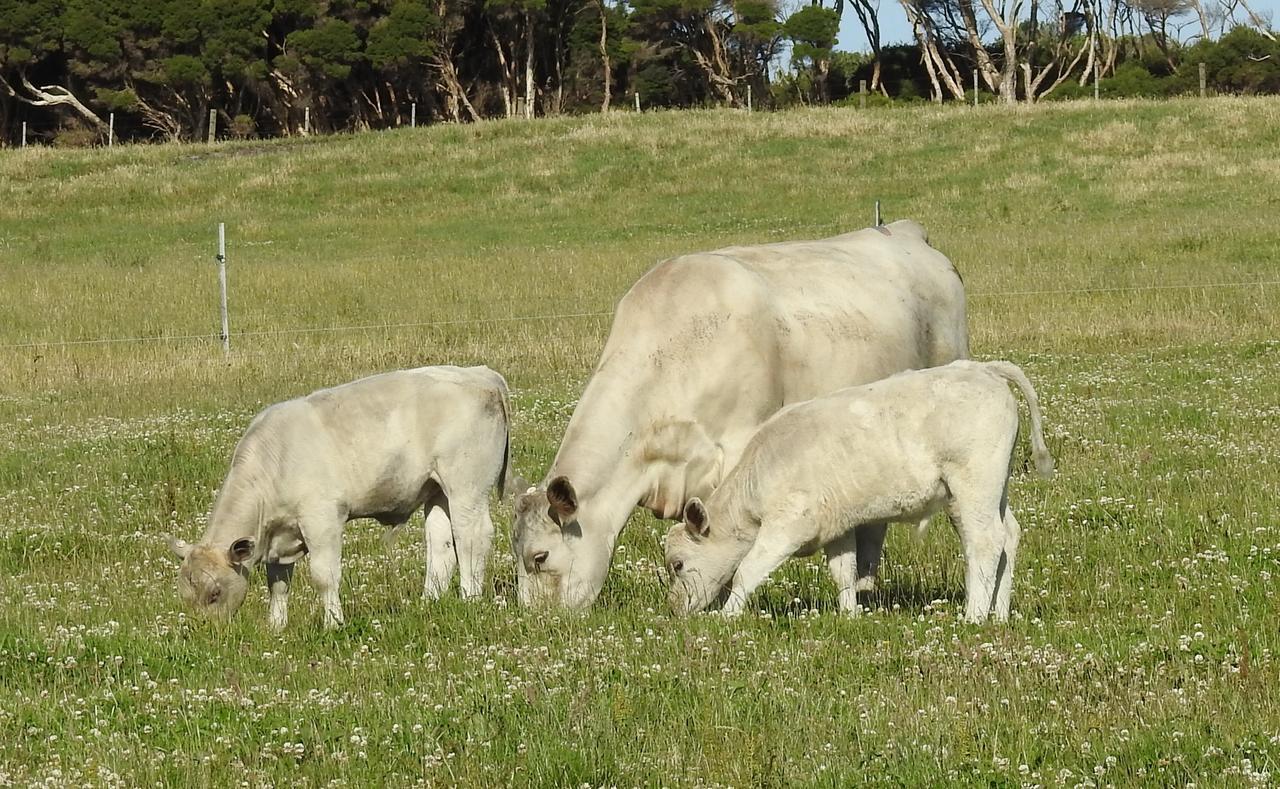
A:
1094 63 1100 100
217 223 229 354
635 92 640 112
21 121 26 148
859 80 867 109
304 106 311 135
747 84 752 112
108 112 115 147
973 70 979 108
1199 62 1207 98
874 200 881 227
411 102 417 128
207 109 217 144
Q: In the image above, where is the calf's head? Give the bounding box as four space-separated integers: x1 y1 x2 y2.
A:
167 537 254 620
663 498 750 615
512 476 608 610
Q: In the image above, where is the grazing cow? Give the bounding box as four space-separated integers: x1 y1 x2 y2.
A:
513 221 969 609
663 360 1054 623
167 365 512 630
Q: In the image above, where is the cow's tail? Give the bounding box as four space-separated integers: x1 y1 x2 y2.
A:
983 361 1055 478
494 374 517 497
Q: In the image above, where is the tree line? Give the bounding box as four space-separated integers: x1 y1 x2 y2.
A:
1 0 1277 145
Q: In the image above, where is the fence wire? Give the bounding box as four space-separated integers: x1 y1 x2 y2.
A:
1 279 1276 352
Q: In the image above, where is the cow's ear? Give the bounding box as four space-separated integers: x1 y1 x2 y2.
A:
547 476 578 519
167 536 193 560
684 498 710 539
228 538 255 565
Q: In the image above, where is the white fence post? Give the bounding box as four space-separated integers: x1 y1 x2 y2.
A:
21 121 27 148
747 84 753 111
411 102 417 128
635 92 640 112
973 70 979 107
207 109 216 144
304 106 311 135
874 200 882 227
217 223 229 354
108 112 115 147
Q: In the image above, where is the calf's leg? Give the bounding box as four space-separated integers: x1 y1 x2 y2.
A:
722 523 810 617
266 562 295 631
947 492 1005 624
992 507 1021 622
303 518 345 629
449 495 494 600
423 496 456 599
824 531 862 614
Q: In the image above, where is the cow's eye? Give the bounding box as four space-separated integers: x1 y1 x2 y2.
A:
207 587 222 604
670 560 684 574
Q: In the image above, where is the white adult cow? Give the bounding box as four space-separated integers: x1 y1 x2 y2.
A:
513 220 969 609
664 360 1054 623
167 365 511 630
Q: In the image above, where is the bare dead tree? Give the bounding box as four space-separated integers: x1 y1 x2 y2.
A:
0 72 107 132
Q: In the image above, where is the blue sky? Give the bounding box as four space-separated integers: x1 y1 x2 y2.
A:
834 0 1280 52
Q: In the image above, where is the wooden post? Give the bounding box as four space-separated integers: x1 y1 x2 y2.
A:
859 80 867 109
747 84 753 111
217 223 229 354
1199 62 1207 98
108 112 114 147
207 109 216 143
973 70 979 107
635 92 640 112
304 106 311 134
411 102 417 128
21 121 26 148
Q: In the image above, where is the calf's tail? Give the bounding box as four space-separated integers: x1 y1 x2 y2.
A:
983 361 1055 478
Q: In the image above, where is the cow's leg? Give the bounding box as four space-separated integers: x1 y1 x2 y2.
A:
449 494 494 600
423 496 456 599
824 530 861 614
722 525 808 617
854 522 889 593
304 518 345 629
266 562 295 631
992 507 1021 622
946 487 1005 624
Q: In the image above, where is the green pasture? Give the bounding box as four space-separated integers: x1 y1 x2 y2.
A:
1 98 1278 785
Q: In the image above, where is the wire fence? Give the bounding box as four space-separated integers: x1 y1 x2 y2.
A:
2 279 1276 352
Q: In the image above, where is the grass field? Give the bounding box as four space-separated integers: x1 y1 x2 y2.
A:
2 98 1279 786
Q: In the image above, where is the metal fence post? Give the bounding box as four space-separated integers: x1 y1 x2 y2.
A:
217 223 229 354
109 113 115 147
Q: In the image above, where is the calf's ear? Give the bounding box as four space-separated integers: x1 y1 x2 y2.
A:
228 538 256 565
547 476 578 520
684 498 710 539
167 536 193 560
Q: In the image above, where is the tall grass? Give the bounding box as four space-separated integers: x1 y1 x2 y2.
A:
1 98 1278 785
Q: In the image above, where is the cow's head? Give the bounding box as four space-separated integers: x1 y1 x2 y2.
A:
167 537 254 620
663 497 750 615
512 476 608 610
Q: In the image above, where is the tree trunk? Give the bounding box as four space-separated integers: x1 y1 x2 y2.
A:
1 72 108 131
524 8 536 119
596 0 611 112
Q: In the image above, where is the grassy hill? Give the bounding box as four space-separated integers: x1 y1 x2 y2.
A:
1 99 1278 785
